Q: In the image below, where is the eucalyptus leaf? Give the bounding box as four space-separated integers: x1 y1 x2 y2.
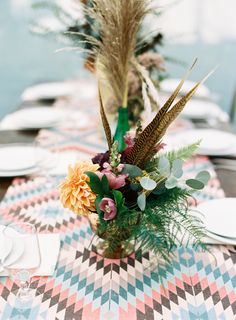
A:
186 179 205 190
137 193 146 211
140 177 157 190
158 156 170 175
165 176 178 189
152 182 166 195
122 164 142 178
171 159 183 178
130 183 142 192
196 171 210 185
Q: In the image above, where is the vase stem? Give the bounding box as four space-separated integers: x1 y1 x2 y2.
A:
114 107 130 152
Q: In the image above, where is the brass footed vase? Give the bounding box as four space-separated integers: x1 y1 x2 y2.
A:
88 213 135 259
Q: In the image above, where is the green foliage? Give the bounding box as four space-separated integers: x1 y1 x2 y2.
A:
196 171 211 184
101 174 110 195
166 141 201 163
186 171 211 190
112 190 125 212
137 192 146 211
146 141 200 172
136 188 206 260
85 172 104 194
95 186 206 265
110 141 121 172
140 177 157 190
186 179 205 190
122 164 142 178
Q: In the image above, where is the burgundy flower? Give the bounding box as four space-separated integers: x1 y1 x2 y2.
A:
92 151 110 168
99 198 117 220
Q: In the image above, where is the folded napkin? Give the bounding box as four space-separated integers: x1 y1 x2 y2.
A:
0 232 60 277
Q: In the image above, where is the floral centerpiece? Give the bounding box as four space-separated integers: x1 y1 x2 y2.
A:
60 0 211 261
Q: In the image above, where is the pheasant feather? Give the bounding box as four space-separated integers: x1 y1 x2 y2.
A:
127 67 215 167
126 60 197 165
98 86 113 150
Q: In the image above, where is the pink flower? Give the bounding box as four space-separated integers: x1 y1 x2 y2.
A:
154 142 166 152
124 132 135 155
96 162 128 189
124 132 135 147
104 171 128 189
99 198 117 220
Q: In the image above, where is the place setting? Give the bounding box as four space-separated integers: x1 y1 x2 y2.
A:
164 128 236 157
21 80 97 103
195 198 236 245
0 107 67 131
0 141 78 178
0 223 60 303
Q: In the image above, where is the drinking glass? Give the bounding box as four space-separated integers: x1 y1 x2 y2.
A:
3 222 41 302
34 135 59 189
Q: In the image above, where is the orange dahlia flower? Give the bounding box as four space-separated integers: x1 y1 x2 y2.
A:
60 161 99 216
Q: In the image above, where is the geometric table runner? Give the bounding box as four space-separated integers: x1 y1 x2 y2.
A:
0 112 235 319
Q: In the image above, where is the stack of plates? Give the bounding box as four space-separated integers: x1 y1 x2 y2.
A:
21 82 78 101
164 129 236 156
181 100 229 122
0 107 66 130
21 81 97 102
0 144 38 177
0 144 78 177
160 78 211 99
197 198 236 244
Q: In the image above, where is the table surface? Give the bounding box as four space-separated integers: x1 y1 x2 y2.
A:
0 100 236 320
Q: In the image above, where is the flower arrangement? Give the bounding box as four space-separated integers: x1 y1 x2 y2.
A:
60 0 211 260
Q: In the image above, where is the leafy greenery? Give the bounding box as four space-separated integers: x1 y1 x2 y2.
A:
122 164 143 178
166 141 201 163
146 141 200 172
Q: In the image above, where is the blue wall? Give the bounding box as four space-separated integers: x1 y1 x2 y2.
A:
0 2 85 118
0 2 236 120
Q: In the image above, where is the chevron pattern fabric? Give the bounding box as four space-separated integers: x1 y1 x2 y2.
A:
0 113 235 320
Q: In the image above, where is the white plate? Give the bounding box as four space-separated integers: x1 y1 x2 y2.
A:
0 167 39 177
197 198 236 239
204 231 236 245
3 238 25 267
160 78 210 98
0 226 25 268
21 82 78 101
7 107 66 129
0 144 36 171
167 129 236 156
0 230 13 262
182 100 227 120
21 81 97 102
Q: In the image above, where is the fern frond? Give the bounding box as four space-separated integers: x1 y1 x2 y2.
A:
166 141 201 163
145 141 201 172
